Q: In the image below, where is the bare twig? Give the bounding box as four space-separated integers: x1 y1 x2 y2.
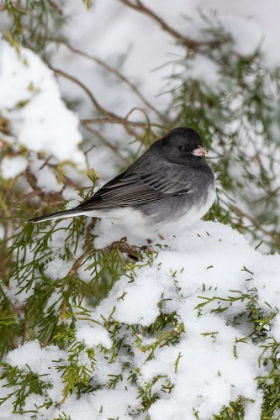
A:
48 65 119 119
83 125 130 165
119 0 218 49
80 117 146 128
105 236 148 260
65 43 166 121
46 0 63 15
48 65 151 139
10 21 165 122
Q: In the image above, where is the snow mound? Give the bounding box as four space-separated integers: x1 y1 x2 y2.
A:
2 221 280 419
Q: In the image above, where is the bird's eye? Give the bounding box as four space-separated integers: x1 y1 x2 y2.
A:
179 145 185 152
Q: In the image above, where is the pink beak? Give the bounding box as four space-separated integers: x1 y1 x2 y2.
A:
192 145 208 157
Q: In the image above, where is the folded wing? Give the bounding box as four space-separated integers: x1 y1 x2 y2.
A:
77 166 191 210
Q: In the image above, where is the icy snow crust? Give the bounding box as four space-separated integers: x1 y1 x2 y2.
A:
2 221 280 419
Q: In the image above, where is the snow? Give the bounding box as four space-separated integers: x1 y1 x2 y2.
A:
49 0 280 127
1 156 28 179
76 325 112 348
181 14 263 57
5 340 66 403
42 225 85 281
217 15 263 57
53 387 139 420
2 221 280 419
0 40 85 166
199 0 280 67
44 253 73 281
114 274 163 325
29 157 62 193
183 54 222 92
2 2 280 419
272 314 280 342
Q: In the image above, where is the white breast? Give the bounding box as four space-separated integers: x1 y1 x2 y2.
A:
153 184 216 238
87 185 216 240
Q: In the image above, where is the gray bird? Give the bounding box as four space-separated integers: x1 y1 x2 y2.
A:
28 127 215 239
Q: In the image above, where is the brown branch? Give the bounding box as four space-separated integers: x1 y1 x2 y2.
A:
23 154 77 207
60 300 67 324
119 0 216 49
125 106 149 123
120 107 161 139
48 65 119 119
80 117 147 128
10 22 165 122
67 248 92 277
65 43 166 121
48 65 151 140
83 125 130 165
46 0 63 15
25 168 64 202
104 236 148 260
66 237 148 281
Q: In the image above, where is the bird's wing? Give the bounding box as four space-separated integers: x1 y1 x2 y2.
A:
77 167 192 210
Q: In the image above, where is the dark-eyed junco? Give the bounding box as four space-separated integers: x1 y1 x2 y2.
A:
28 127 215 239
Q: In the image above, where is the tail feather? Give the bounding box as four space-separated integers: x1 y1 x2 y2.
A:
27 208 88 224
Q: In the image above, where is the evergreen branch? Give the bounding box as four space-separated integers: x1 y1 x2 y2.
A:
0 363 51 413
230 205 280 248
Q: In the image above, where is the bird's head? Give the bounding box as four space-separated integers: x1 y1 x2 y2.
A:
156 127 208 164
